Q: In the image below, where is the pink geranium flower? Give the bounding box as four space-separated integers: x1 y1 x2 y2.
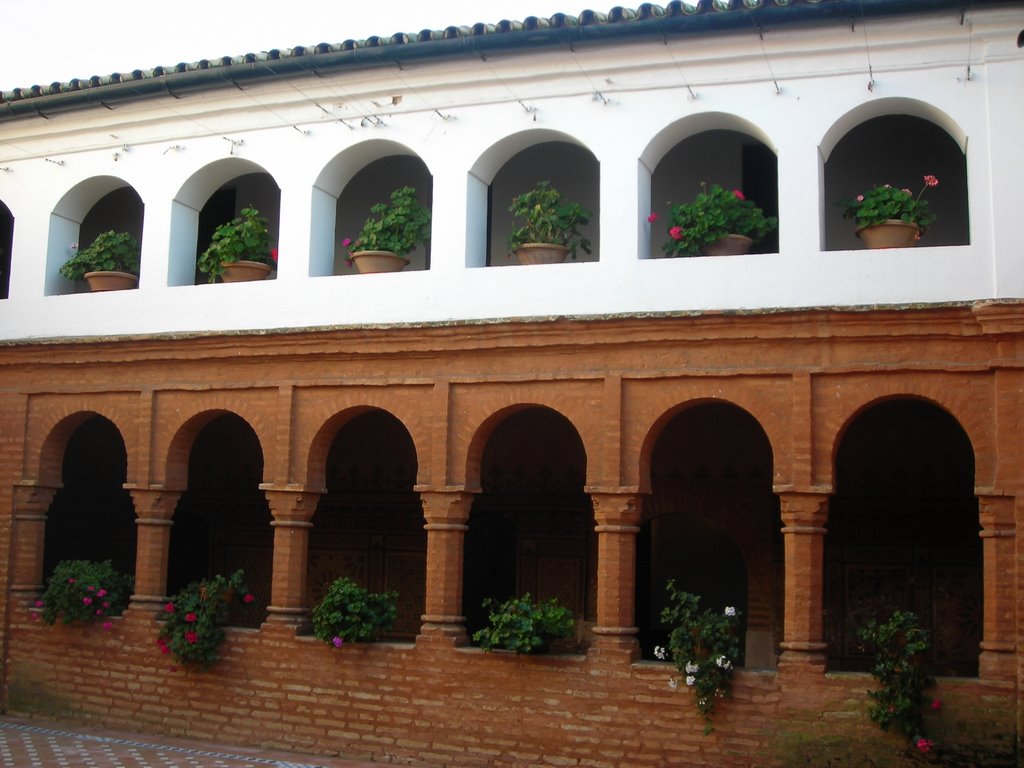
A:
669 226 684 241
923 174 939 187
732 189 745 200
916 738 933 753
647 213 659 223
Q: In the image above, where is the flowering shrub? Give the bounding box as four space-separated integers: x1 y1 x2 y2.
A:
37 559 133 626
506 181 592 259
59 231 141 281
157 570 253 670
472 593 575 654
858 610 936 748
344 186 431 261
658 580 742 734
836 175 939 234
310 577 398 647
197 206 276 282
662 184 777 258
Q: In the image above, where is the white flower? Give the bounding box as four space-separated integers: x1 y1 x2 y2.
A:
685 675 696 687
724 606 736 617
685 661 699 674
654 645 667 661
715 655 731 670
668 678 679 690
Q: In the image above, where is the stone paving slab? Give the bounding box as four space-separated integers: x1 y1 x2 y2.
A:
0 717 404 768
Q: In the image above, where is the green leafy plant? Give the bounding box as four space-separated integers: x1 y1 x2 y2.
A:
344 186 431 260
662 184 777 258
657 580 742 734
59 231 141 280
506 181 592 259
310 577 398 647
36 559 133 626
472 593 575 654
157 570 253 670
858 610 936 750
197 206 275 282
836 175 939 234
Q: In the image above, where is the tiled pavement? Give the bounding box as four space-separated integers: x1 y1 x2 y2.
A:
0 717 407 768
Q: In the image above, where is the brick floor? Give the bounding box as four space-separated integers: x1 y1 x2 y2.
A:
0 717 414 768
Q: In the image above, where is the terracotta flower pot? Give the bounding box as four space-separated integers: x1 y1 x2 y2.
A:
83 271 138 292
514 243 571 265
350 250 409 274
700 234 753 257
857 219 920 249
221 260 272 282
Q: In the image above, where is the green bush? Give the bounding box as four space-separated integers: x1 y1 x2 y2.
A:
345 186 431 258
157 570 253 670
197 206 274 282
38 559 133 625
663 184 777 258
506 181 592 259
472 593 575 654
311 577 398 647
59 231 141 280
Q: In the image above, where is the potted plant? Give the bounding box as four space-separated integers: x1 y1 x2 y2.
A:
836 175 939 249
662 184 777 258
506 181 592 265
59 231 141 291
35 559 133 626
656 581 742 734
156 570 254 670
472 593 575 654
310 577 398 647
197 206 276 283
344 186 431 274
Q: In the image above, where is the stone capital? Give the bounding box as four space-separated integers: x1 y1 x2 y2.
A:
589 491 642 527
262 487 321 524
778 491 830 530
129 487 182 522
13 482 59 517
419 490 473 524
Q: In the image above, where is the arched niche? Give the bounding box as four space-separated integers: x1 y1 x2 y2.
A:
468 130 599 268
170 159 280 286
0 198 12 299
46 177 143 295
823 108 969 250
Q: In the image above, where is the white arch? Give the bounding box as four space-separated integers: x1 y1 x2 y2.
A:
820 98 967 163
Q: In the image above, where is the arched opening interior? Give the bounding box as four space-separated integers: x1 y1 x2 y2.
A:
487 142 600 266
463 407 593 649
824 116 969 250
649 130 778 259
638 402 781 669
43 415 136 579
167 413 270 627
826 399 980 676
0 199 12 299
308 410 424 639
334 155 432 274
194 172 280 284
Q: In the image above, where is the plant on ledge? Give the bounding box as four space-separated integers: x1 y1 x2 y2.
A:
836 175 939 237
657 580 741 734
472 593 575 654
506 181 592 263
310 577 398 647
37 559 133 626
59 231 141 280
345 185 431 262
157 570 253 670
197 206 276 282
662 183 777 258
858 610 937 754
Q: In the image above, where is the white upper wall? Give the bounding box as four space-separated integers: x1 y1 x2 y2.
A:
0 5 1022 341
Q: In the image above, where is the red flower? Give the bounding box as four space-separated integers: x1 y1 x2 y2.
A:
930 698 942 710
185 612 198 623
669 226 684 241
185 631 199 644
82 596 93 606
916 738 933 753
647 213 659 223
164 602 175 613
242 593 254 604
732 189 745 200
923 174 939 187
270 247 279 263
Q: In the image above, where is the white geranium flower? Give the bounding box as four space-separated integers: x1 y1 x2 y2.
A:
715 655 731 670
685 661 699 674
685 675 696 687
724 606 736 617
654 645 667 660
668 678 679 690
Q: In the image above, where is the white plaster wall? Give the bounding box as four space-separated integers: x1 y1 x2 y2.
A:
0 7 1020 341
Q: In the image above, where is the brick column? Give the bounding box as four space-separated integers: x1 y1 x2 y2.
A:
10 482 58 601
589 491 641 661
777 491 830 677
978 492 1015 681
128 487 181 614
262 487 320 628
418 490 473 646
